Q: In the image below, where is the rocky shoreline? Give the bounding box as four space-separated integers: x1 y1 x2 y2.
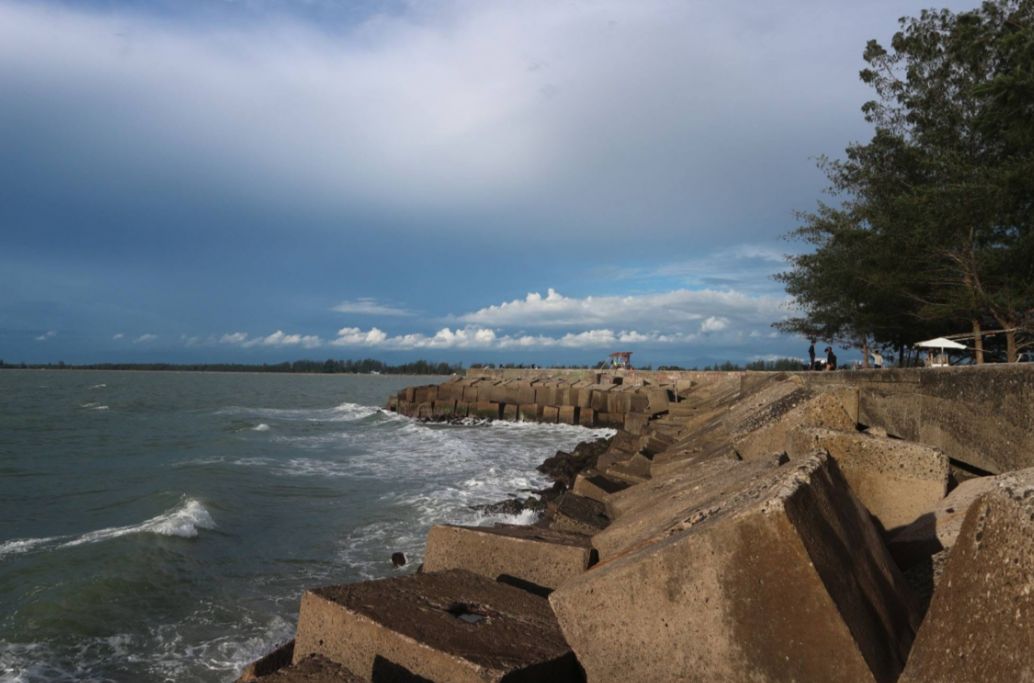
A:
239 366 1034 682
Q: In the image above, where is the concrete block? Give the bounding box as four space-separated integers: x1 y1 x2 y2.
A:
502 403 518 421
623 412 649 435
462 385 479 403
732 388 857 460
572 386 593 408
573 472 631 504
555 384 573 405
787 427 949 532
401 387 416 403
433 400 457 419
548 492 610 535
557 405 578 425
413 385 439 403
628 392 650 413
535 383 558 406
437 382 463 401
453 401 470 418
423 524 596 593
589 387 611 413
550 453 920 683
294 569 582 683
900 469 1034 682
481 382 506 403
578 408 595 427
541 406 559 423
472 402 502 420
515 382 536 405
595 412 624 428
606 390 632 415
887 475 995 570
517 404 540 422
416 402 434 420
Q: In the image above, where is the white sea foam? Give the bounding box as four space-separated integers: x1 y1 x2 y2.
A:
252 423 271 432
0 498 215 561
78 402 109 410
89 383 107 389
216 401 382 423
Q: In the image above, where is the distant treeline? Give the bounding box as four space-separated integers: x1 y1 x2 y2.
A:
0 358 463 375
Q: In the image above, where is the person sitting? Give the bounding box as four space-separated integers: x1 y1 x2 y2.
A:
825 347 837 370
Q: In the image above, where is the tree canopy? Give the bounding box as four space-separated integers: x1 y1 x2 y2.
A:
776 0 1034 363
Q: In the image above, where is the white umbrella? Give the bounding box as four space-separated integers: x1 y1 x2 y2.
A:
914 337 966 367
914 337 967 350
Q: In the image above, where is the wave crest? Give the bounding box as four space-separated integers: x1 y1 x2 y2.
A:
0 498 215 560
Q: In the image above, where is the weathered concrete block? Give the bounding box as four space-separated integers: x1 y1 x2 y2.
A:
548 492 610 535
416 402 434 420
888 475 994 570
628 392 650 413
553 454 919 683
413 385 438 403
453 401 470 418
462 385 479 403
535 383 558 406
502 403 518 421
594 411 624 428
557 405 578 425
515 382 536 405
433 399 457 419
578 407 595 427
589 387 611 413
606 389 632 415
437 381 463 401
572 386 593 408
572 471 632 504
732 388 857 460
900 469 1034 682
517 404 540 422
423 524 595 593
294 570 582 683
472 402 502 420
481 382 506 403
555 384 573 405
787 427 949 532
541 406 559 423
623 412 649 435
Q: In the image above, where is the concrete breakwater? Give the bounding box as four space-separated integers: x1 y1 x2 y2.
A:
239 365 1034 682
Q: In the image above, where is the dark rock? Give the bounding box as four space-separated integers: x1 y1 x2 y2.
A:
537 437 613 488
391 552 406 568
469 496 544 516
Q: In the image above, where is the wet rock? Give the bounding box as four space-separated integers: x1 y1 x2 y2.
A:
537 437 613 488
391 552 406 568
468 496 544 517
236 640 295 682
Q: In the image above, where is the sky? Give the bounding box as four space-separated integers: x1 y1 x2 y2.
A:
0 0 977 367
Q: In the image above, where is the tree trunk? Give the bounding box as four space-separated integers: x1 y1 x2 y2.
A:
1005 329 1018 363
861 339 870 369
972 319 984 364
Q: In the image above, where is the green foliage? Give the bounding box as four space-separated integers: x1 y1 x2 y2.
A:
777 0 1034 360
0 359 463 375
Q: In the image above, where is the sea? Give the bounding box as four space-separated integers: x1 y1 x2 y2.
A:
0 370 611 682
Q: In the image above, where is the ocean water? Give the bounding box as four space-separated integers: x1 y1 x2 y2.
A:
0 370 610 682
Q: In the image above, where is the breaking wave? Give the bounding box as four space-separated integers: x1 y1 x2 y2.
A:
0 498 214 561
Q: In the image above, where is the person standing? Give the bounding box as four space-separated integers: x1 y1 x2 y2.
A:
870 350 884 369
825 347 837 371
808 340 816 370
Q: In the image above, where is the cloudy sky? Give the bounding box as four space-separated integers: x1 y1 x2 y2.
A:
1 0 974 367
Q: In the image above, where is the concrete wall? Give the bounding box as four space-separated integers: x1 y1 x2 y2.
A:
402 365 1033 474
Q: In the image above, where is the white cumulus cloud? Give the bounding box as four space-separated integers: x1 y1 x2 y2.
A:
332 299 414 317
